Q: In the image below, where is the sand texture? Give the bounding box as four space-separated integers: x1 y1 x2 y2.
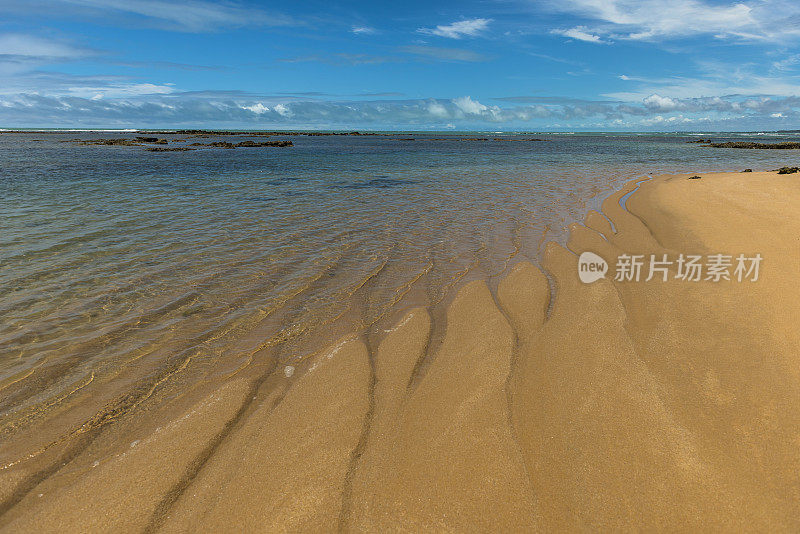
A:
1 170 799 531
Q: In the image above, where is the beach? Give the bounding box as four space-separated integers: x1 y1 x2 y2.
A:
2 168 798 531
3 0 800 528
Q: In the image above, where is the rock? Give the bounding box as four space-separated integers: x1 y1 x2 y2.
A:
145 147 195 152
79 137 167 146
742 169 753 172
234 140 293 148
80 138 142 146
173 130 387 137
689 175 702 179
704 142 800 149
492 137 547 141
776 167 800 174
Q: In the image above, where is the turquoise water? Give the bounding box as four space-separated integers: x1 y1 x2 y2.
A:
1 130 798 434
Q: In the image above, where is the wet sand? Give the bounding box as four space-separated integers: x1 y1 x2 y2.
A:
2 170 800 531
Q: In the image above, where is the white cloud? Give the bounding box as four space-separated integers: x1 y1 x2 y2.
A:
544 0 800 42
68 83 173 98
273 103 291 117
643 94 680 111
0 34 89 59
452 95 488 114
351 26 376 35
0 34 96 77
772 54 800 71
243 102 269 114
30 0 295 32
427 100 449 117
551 26 605 43
0 92 798 129
418 18 491 39
607 71 800 101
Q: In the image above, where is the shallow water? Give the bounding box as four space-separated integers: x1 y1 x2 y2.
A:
1 130 799 432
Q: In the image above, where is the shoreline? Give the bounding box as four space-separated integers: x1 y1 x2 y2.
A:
2 168 800 530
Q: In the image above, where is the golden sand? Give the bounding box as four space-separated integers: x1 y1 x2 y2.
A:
2 170 799 531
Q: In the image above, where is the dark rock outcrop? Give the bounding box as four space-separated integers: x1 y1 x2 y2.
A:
704 142 800 149
234 140 293 147
170 130 387 137
80 138 142 146
80 137 168 146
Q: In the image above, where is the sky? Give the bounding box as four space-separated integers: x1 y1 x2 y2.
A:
1 0 800 130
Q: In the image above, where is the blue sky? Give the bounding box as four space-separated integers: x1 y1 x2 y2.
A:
1 0 799 130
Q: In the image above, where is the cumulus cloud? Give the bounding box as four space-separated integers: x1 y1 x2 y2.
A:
272 103 291 117
452 96 488 114
418 18 492 39
426 100 449 117
243 102 269 114
642 94 680 111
